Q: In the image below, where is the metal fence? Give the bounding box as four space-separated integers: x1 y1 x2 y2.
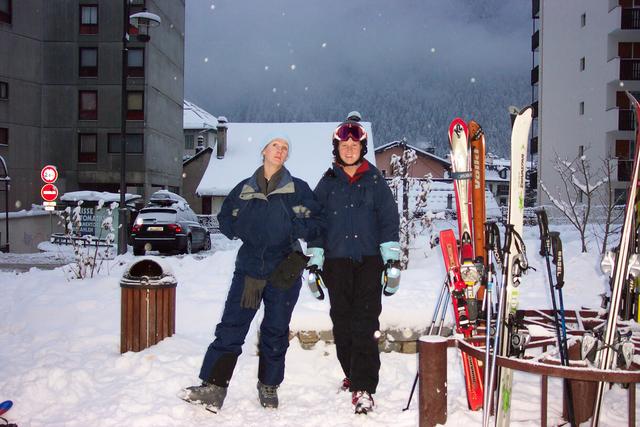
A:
197 214 220 233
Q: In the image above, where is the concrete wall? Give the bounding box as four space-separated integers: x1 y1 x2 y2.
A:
537 1 633 206
0 212 65 253
0 0 185 211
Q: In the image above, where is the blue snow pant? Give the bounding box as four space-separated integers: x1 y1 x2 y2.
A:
199 270 302 387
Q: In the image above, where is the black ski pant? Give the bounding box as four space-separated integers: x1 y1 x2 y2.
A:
323 255 384 394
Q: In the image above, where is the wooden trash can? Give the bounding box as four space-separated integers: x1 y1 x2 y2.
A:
120 258 177 353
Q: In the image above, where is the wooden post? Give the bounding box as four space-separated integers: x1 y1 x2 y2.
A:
564 340 597 424
418 336 447 427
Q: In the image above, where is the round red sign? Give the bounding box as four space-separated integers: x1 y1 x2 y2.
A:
41 165 58 184
41 183 59 202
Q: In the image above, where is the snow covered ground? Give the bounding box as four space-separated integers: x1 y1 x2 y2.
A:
0 222 634 426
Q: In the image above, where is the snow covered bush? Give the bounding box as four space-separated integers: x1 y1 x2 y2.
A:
57 200 116 279
540 149 607 253
388 143 435 268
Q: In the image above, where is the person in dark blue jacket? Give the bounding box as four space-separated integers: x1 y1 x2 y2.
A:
181 136 322 412
306 120 400 415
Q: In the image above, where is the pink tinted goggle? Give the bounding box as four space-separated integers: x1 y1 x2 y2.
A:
333 122 367 142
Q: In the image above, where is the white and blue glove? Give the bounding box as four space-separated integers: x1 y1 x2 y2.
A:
306 247 326 300
380 241 401 296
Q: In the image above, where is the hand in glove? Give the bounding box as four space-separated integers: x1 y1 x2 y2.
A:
380 241 401 296
306 247 326 300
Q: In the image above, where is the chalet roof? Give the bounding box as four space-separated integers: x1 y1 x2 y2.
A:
375 140 450 166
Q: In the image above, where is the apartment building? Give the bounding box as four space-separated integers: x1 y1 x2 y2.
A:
533 0 639 206
0 0 185 212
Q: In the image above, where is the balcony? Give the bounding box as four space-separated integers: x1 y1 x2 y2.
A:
621 8 640 29
620 59 640 80
531 65 539 86
531 30 539 52
532 0 539 19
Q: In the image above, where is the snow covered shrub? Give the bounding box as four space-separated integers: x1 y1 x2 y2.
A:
56 200 116 279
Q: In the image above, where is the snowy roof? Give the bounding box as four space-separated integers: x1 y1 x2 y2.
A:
196 122 375 196
60 191 141 204
375 140 450 165
485 168 510 182
183 100 218 130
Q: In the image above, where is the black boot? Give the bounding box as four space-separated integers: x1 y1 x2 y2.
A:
256 381 279 409
179 382 227 413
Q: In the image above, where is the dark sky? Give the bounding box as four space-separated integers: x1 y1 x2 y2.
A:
184 0 532 151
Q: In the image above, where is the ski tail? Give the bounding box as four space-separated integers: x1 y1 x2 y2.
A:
448 118 473 254
469 120 487 265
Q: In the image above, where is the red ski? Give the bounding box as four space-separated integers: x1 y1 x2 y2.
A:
440 229 484 411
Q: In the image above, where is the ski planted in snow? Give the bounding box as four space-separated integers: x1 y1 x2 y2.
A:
448 118 480 324
494 105 533 427
591 92 640 426
440 229 483 411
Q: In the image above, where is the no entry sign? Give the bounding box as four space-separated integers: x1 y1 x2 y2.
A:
41 183 59 202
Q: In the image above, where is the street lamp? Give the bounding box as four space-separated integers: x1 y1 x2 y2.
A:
118 2 161 255
0 155 10 253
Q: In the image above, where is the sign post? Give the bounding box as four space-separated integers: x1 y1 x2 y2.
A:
40 165 58 211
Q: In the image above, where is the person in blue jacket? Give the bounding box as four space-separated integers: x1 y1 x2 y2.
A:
306 120 400 415
181 136 322 412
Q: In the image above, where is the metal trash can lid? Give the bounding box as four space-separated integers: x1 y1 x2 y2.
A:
120 256 177 288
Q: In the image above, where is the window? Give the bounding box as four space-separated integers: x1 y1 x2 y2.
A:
80 5 98 34
0 127 7 145
78 133 97 163
580 13 586 27
184 134 194 149
579 101 584 115
579 56 585 71
108 133 143 153
127 48 144 77
127 91 144 120
0 0 11 24
0 81 7 100
79 90 98 120
79 47 98 77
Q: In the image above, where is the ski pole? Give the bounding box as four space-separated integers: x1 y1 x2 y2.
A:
437 291 450 336
537 211 576 427
486 223 514 424
535 209 565 359
428 277 450 335
403 277 449 411
482 222 499 427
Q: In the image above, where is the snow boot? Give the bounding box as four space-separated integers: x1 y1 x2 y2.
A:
257 381 279 409
352 390 374 415
179 382 227 413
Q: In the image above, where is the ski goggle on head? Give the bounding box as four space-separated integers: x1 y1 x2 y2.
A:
333 122 367 142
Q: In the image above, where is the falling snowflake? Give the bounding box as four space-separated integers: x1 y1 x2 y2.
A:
272 88 277 93
470 77 476 83
362 27 366 31
620 81 625 87
304 86 309 91
210 4 215 10
430 47 436 53
247 137 253 142
204 57 209 63
182 172 187 178
15 200 22 209
321 42 327 48
265 65 270 71
290 64 296 71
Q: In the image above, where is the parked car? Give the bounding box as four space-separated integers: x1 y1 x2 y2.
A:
130 192 210 256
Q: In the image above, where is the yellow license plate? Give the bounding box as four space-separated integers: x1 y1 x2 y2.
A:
147 226 164 231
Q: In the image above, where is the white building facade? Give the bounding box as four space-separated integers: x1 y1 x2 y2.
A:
534 0 639 206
